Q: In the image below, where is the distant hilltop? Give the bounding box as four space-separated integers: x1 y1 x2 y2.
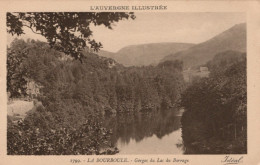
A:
160 23 246 69
99 42 194 67
99 23 246 69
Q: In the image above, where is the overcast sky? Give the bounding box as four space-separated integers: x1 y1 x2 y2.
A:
7 12 246 52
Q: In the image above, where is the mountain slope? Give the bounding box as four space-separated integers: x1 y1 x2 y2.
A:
161 23 246 69
99 43 194 66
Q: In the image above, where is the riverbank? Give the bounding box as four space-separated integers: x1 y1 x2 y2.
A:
7 100 34 121
180 56 247 154
7 99 42 122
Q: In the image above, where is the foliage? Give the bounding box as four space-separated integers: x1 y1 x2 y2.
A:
7 39 186 155
7 47 27 98
8 119 118 155
7 12 135 59
7 39 62 98
181 51 247 154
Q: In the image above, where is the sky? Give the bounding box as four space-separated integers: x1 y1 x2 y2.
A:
7 12 246 52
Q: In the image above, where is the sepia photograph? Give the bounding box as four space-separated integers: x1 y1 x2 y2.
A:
6 12 247 156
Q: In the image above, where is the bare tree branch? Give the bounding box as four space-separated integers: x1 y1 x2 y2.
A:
23 24 42 35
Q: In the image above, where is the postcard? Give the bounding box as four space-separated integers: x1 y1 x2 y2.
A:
0 1 260 165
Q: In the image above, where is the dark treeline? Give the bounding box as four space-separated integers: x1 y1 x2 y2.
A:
181 50 247 154
7 39 186 155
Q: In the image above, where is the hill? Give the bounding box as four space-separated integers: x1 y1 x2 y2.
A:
99 43 194 66
206 50 246 72
161 23 246 69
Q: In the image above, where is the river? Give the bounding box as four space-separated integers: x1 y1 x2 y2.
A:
102 108 184 154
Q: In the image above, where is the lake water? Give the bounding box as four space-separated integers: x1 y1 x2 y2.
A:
102 109 184 154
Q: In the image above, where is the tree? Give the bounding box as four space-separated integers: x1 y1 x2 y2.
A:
7 12 135 59
7 39 29 98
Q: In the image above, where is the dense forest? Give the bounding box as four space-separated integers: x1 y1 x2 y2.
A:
7 39 186 155
181 50 247 154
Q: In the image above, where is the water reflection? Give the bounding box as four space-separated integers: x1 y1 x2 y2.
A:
102 108 183 154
